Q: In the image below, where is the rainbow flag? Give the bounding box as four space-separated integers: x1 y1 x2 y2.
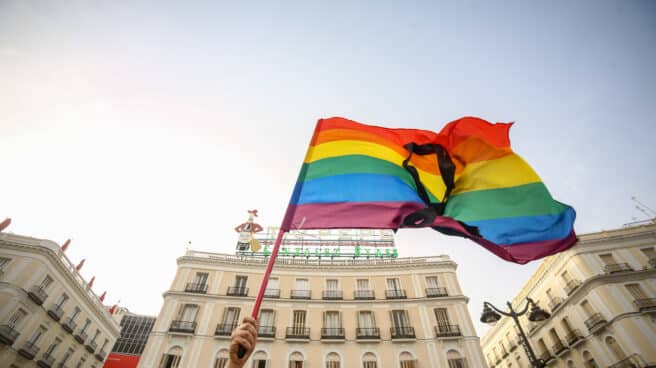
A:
281 117 576 264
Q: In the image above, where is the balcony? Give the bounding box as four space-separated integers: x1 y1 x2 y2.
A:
47 304 64 322
634 298 656 312
385 289 407 299
18 341 40 360
85 340 97 354
95 350 107 362
290 289 311 299
61 318 77 334
226 287 248 296
0 324 19 345
565 329 584 347
74 331 87 344
185 282 208 294
354 290 375 300
548 297 564 312
390 326 415 339
552 340 568 356
425 287 448 297
604 263 634 274
285 327 310 340
28 285 49 305
538 351 554 365
258 326 276 338
321 328 345 340
322 290 343 300
509 339 518 352
608 353 650 368
215 323 238 337
584 313 607 334
649 258 656 269
356 327 380 340
435 324 462 338
564 279 582 296
37 352 56 368
169 320 197 334
263 288 280 298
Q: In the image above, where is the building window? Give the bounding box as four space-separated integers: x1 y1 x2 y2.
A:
447 349 466 368
112 314 156 355
292 279 310 299
81 318 91 333
264 277 279 298
362 352 377 368
214 349 229 368
61 348 75 365
387 278 401 290
252 350 268 368
179 304 199 322
625 283 648 300
291 310 306 334
55 293 69 307
258 309 275 336
0 257 10 275
45 337 62 356
356 279 370 290
160 347 182 368
605 336 628 363
217 307 240 334
326 352 340 368
358 311 375 329
194 272 208 285
7 308 27 328
323 311 342 336
40 275 53 289
399 352 416 368
28 326 47 345
77 357 86 368
640 247 655 267
289 351 304 368
582 351 599 368
234 275 248 289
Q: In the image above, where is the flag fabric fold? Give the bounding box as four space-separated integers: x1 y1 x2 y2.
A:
281 116 576 264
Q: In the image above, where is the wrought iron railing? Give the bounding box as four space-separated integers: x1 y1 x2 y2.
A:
425 287 448 297
565 329 583 345
18 340 40 360
185 282 208 294
0 324 19 345
47 304 64 321
435 324 462 337
169 320 197 334
215 323 238 336
85 340 98 353
226 287 248 296
290 289 311 299
321 328 345 339
356 327 380 339
564 279 582 295
62 317 77 334
634 298 656 312
608 353 648 368
385 289 407 299
604 263 634 274
285 327 310 339
28 285 49 305
263 288 280 298
584 313 607 333
258 325 276 338
548 297 564 311
322 290 343 300
37 352 56 368
354 290 375 300
74 330 87 344
552 340 568 355
390 326 415 339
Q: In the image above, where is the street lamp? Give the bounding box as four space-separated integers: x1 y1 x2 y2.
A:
480 298 551 368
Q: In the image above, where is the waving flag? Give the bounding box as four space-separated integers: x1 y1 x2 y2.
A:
281 116 576 264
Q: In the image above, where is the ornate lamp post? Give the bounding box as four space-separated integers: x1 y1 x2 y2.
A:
480 298 551 368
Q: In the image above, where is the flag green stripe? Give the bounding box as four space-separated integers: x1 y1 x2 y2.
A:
299 155 439 202
445 182 568 221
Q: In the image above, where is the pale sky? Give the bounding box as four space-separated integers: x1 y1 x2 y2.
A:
2 0 655 338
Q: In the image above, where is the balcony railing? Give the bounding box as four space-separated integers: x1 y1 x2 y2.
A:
634 298 656 312
604 263 634 274
74 331 87 344
37 352 56 368
552 340 568 355
435 324 462 338
565 329 584 346
62 318 77 334
356 327 380 339
385 289 407 299
258 325 276 338
169 320 197 334
226 287 248 296
649 258 656 269
322 290 343 300
354 290 375 300
390 326 415 339
18 340 40 360
548 297 564 312
95 350 107 362
608 353 649 368
85 340 97 353
215 323 238 336
321 328 345 339
286 327 310 339
263 289 280 298
425 287 448 297
28 285 49 305
447 358 468 368
290 289 311 299
538 351 554 364
509 339 518 352
584 313 607 334
0 324 19 345
47 304 64 321
185 282 208 294
564 279 582 295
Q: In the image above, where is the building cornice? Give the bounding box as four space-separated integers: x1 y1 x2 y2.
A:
0 233 120 335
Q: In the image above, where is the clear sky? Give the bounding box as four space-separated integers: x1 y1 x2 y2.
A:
2 0 655 338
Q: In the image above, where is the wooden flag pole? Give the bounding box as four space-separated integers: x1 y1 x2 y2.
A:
237 227 286 358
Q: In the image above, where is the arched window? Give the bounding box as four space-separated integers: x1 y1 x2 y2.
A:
252 351 268 368
566 360 575 368
605 336 627 363
214 349 229 368
582 351 599 368
160 346 182 368
289 351 304 368
326 352 340 368
363 352 377 368
399 352 416 368
447 350 466 368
